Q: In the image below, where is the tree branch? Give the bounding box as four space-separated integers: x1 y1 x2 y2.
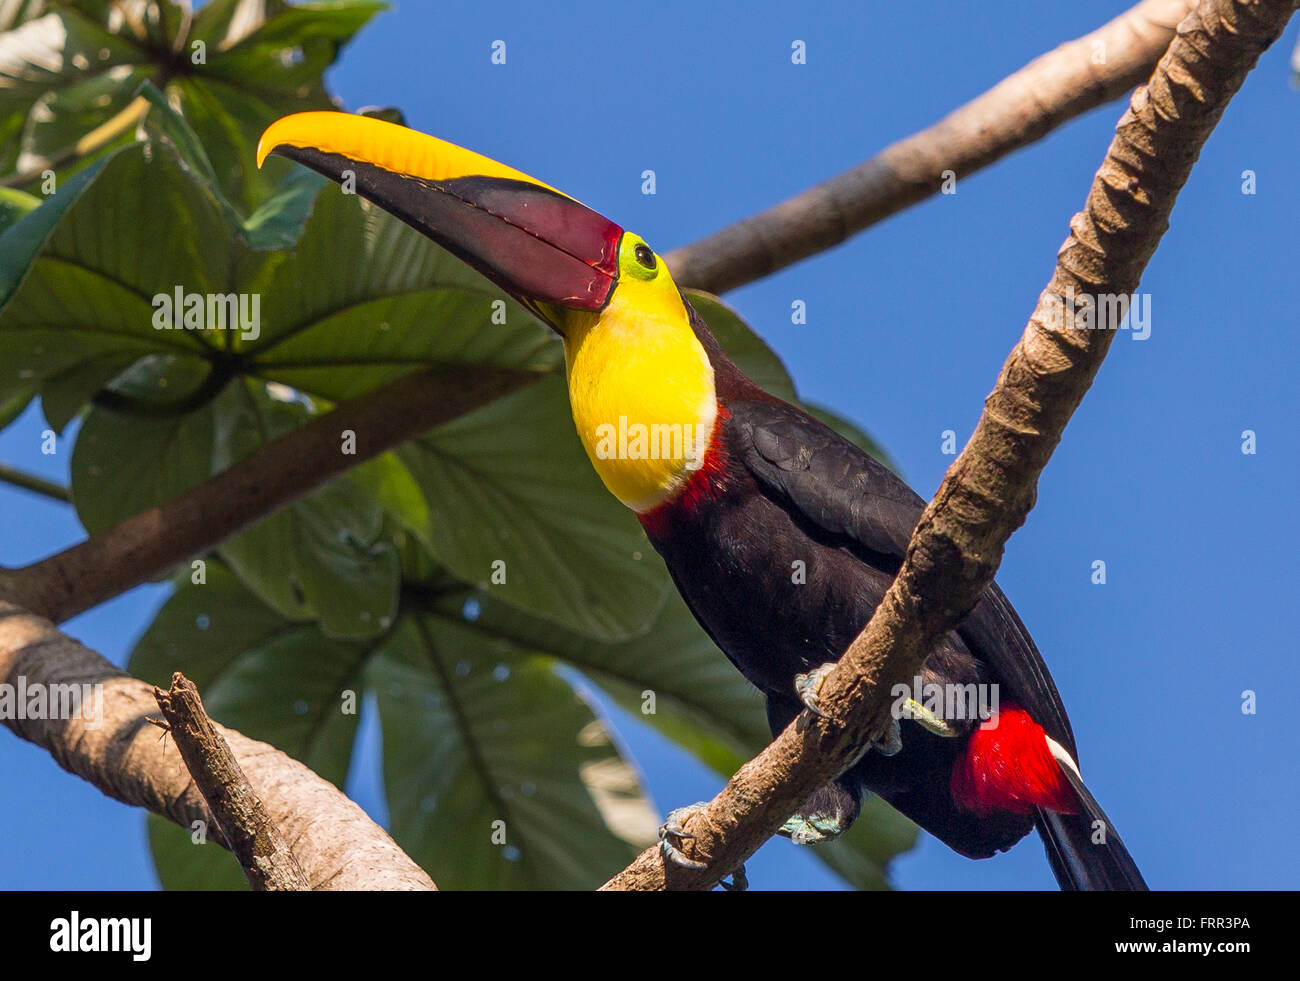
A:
0 366 536 624
0 602 435 890
153 673 310 891
664 0 1197 294
605 0 1297 890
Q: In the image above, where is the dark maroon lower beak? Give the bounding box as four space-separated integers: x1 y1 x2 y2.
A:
274 144 623 312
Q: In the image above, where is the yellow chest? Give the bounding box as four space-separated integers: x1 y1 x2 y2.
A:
563 295 717 512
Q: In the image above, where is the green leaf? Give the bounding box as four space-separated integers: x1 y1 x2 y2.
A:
0 148 114 306
146 814 249 892
175 0 387 211
685 289 797 401
0 378 33 430
243 185 560 401
129 563 364 789
69 356 219 530
136 79 219 186
240 165 327 250
424 585 769 774
0 146 235 417
0 186 38 233
0 0 383 210
397 375 669 643
210 379 402 640
0 6 147 176
369 613 657 889
416 583 918 890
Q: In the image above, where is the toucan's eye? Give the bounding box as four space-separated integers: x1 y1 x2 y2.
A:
634 244 656 270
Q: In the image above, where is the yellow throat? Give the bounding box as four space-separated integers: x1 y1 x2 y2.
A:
556 235 717 513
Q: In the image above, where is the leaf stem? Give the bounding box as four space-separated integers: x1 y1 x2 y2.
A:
0 463 71 503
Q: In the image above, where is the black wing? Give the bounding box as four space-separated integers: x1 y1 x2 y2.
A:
730 398 1076 755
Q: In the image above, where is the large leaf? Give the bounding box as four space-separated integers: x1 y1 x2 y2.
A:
146 814 249 892
131 563 371 890
420 584 770 775
241 179 560 400
685 289 797 402
70 361 405 639
0 185 38 232
368 613 657 890
0 0 384 210
129 562 365 787
417 581 918 889
210 379 402 639
130 563 659 890
0 146 237 425
0 138 559 636
394 376 670 643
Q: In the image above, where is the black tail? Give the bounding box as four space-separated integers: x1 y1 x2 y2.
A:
1035 766 1147 890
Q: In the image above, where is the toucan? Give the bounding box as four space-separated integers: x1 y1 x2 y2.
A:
256 111 1147 890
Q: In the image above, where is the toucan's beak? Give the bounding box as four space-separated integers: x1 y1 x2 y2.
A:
257 112 623 314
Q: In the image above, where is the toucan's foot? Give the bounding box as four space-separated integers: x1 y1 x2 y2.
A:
873 716 903 757
796 661 902 757
899 697 958 737
658 802 709 871
659 802 747 889
779 780 862 845
780 812 848 845
719 864 748 891
794 662 837 718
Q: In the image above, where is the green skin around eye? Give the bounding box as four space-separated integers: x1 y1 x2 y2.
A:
620 233 659 281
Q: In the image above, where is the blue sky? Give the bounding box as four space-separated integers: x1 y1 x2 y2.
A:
2 0 1297 890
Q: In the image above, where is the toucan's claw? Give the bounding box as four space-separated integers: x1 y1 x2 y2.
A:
795 661 837 718
874 717 903 757
659 803 748 889
659 802 710 871
719 864 748 891
796 661 903 757
900 697 958 737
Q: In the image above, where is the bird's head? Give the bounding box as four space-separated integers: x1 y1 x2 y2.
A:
258 112 718 512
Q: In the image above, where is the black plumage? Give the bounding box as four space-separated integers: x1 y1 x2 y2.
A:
639 301 1145 889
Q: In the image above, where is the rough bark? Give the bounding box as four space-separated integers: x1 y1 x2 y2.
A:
664 0 1197 294
604 0 1297 890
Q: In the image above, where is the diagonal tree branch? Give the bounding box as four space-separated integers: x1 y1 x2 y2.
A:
0 602 436 890
664 0 1197 295
605 0 1297 890
0 366 536 624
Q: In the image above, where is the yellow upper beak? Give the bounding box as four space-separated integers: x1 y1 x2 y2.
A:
256 110 566 196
